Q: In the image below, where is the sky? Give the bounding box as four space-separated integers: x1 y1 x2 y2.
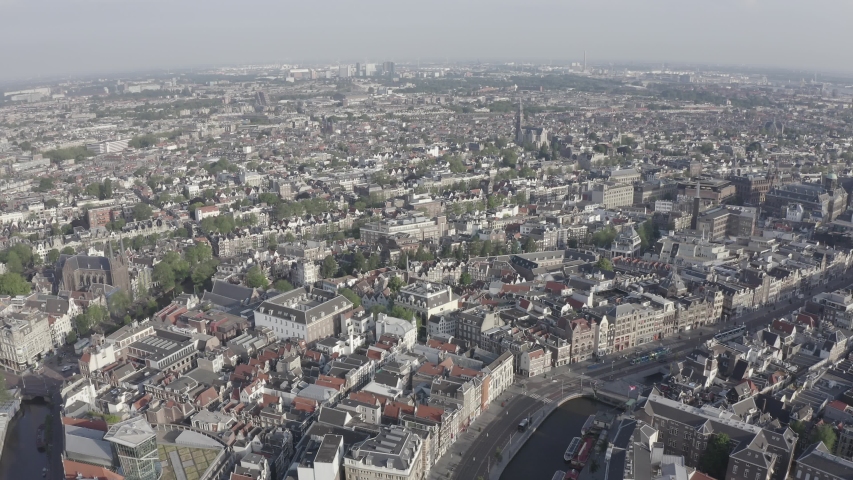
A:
2 0 852 80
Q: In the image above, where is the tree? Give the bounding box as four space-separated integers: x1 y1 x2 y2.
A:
35 178 55 192
590 226 618 248
246 266 269 289
46 249 60 264
522 237 538 253
589 459 599 474
367 253 381 270
4 252 23 274
698 434 731 480
154 261 176 292
108 290 132 318
321 255 339 279
595 258 614 271
340 288 361 308
351 252 366 272
61 246 75 255
100 178 113 199
388 276 404 293
0 273 30 296
273 279 295 292
0 374 9 404
812 424 837 453
133 203 153 220
459 272 472 286
66 331 78 345
390 305 415 322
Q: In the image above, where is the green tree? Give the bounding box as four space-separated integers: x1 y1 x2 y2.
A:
61 246 75 255
154 261 176 292
590 226 618 248
47 249 60 265
812 424 837 452
108 290 132 318
133 203 153 220
35 178 55 192
0 272 31 295
367 253 381 270
321 255 339 279
273 279 295 292
246 266 269 289
388 276 404 293
100 178 113 199
66 331 78 345
459 272 472 285
351 252 366 272
522 237 538 253
5 252 23 274
595 257 614 271
698 434 731 480
340 288 361 308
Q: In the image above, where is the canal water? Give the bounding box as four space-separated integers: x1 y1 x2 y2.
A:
0 399 51 480
501 397 604 480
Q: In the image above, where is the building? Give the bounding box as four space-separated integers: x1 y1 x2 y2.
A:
728 173 791 205
127 329 197 372
638 390 796 480
59 253 131 294
0 312 52 371
394 281 459 324
86 139 129 154
764 179 848 223
254 286 352 343
87 206 113 229
360 215 448 245
590 182 634 209
610 224 642 258
103 417 160 480
695 206 757 240
297 434 343 480
375 313 417 352
795 441 853 480
343 426 425 480
519 347 551 377
515 99 550 149
294 259 320 287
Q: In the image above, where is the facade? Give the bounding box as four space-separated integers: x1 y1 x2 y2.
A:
103 417 160 480
639 391 796 480
254 286 353 343
519 347 551 377
590 182 634 209
360 215 448 245
375 313 417 351
610 224 642 258
395 281 459 323
765 181 848 222
795 442 853 480
0 312 52 371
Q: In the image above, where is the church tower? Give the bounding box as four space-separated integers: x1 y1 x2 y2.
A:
515 98 524 145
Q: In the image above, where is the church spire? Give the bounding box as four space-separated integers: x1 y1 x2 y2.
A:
515 97 523 145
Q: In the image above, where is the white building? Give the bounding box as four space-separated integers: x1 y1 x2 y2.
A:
375 313 417 351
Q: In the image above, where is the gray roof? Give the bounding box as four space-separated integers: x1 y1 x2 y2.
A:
256 286 352 325
104 416 156 448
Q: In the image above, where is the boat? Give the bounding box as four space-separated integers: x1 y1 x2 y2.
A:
36 424 46 450
564 437 582 462
564 470 579 480
552 471 566 480
572 437 594 468
581 414 596 435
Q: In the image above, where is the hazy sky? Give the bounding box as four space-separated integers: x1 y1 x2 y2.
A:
2 0 852 80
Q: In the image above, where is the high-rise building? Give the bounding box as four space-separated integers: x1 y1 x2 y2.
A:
104 417 160 480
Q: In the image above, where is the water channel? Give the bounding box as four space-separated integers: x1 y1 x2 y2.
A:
500 397 604 480
0 399 52 480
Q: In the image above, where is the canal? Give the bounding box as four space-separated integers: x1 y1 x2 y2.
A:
0 399 52 480
500 397 604 480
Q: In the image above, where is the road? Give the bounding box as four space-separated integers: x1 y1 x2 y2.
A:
453 273 853 480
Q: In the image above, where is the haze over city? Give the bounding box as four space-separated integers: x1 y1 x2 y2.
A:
2 0 853 79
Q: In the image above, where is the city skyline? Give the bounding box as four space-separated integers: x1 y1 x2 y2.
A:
2 0 853 80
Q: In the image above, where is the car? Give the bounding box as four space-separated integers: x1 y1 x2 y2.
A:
61 366 72 372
